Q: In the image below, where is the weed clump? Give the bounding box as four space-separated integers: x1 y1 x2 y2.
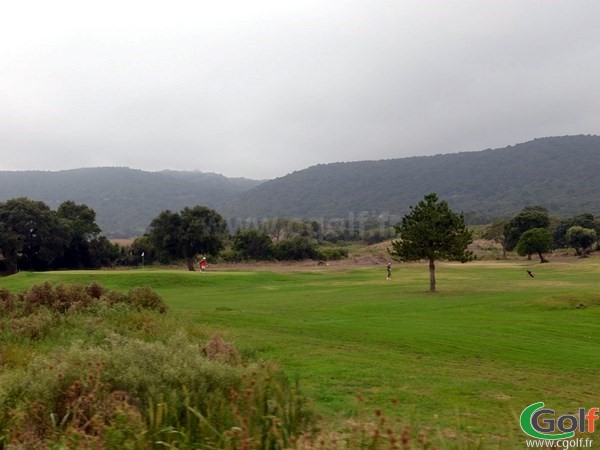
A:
203 332 242 365
5 308 55 340
127 285 168 313
0 282 168 343
0 282 166 318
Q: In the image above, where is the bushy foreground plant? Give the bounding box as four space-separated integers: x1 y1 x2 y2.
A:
0 282 167 340
0 281 167 318
0 333 313 449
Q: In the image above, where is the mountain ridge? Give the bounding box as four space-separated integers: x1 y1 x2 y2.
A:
0 167 262 237
1 135 599 236
223 134 600 222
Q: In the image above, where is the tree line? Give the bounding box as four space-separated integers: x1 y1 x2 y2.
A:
483 207 600 262
0 198 349 273
0 198 120 274
2 196 599 275
130 213 349 268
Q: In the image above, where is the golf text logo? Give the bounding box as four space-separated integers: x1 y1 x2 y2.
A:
520 402 599 440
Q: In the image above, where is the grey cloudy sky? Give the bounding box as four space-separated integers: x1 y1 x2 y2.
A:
2 1 600 179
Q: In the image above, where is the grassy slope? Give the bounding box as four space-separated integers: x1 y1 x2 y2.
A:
2 259 600 446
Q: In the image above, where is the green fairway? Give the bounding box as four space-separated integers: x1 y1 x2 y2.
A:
2 259 600 446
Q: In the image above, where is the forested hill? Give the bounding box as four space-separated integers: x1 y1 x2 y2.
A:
224 135 600 223
0 168 262 237
2 135 599 237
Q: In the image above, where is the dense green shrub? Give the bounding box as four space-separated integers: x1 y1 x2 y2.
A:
232 228 274 261
274 237 320 261
317 246 349 261
127 286 168 313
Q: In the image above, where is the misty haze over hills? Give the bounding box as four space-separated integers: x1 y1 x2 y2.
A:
1 135 599 237
0 168 261 237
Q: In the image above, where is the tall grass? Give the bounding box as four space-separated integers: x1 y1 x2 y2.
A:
1 335 312 448
0 282 313 449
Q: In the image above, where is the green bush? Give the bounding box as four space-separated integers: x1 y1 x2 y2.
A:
274 237 319 260
317 246 349 261
127 286 168 313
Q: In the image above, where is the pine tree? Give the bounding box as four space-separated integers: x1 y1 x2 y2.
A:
389 193 473 292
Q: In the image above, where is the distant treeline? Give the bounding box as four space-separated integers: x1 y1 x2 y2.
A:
2 195 599 273
0 198 119 274
0 199 352 273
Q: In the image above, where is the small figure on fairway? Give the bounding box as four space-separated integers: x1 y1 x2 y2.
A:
386 262 392 280
527 270 535 278
199 257 207 272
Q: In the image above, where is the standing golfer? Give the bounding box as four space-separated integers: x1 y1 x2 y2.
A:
386 262 392 280
199 257 207 272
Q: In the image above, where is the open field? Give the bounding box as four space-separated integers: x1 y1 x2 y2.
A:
1 258 600 447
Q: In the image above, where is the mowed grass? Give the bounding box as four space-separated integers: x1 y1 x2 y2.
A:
2 258 600 446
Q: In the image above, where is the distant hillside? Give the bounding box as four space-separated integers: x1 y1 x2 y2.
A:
0 168 263 237
224 135 600 222
3 136 599 238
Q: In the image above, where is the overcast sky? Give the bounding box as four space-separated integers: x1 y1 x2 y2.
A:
2 1 600 179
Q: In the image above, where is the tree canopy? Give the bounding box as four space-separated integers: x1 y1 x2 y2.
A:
388 193 473 292
565 226 597 257
504 206 550 252
482 219 508 259
232 229 274 260
553 213 600 250
0 197 116 273
148 206 228 271
516 228 554 263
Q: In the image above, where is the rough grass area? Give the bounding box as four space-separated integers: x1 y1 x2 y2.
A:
536 292 600 309
1 258 600 448
0 282 312 449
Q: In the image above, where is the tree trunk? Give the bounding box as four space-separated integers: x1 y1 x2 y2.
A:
429 258 436 292
502 244 507 259
7 259 18 275
538 252 548 263
5 252 18 275
185 257 196 271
